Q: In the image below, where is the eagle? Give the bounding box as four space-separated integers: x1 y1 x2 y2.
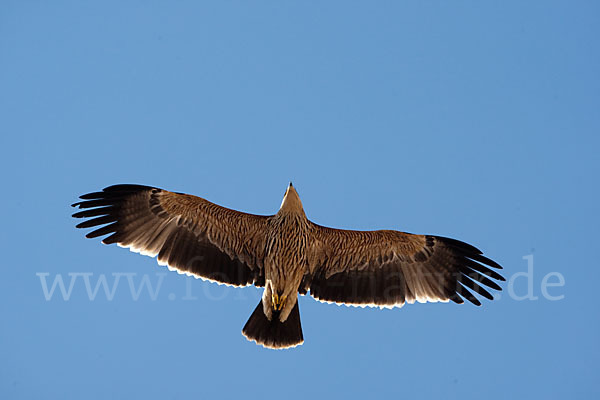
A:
72 183 504 349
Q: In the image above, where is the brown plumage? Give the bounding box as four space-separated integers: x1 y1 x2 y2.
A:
72 183 504 349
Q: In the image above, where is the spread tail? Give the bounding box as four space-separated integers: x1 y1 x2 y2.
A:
242 300 303 349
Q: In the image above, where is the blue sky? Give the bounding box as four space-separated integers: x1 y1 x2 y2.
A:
1 1 598 399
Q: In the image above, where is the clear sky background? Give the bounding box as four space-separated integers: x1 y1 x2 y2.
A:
1 1 598 399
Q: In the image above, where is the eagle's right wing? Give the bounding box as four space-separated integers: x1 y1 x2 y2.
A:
72 184 270 287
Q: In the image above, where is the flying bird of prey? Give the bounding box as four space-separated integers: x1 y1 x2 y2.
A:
72 183 504 349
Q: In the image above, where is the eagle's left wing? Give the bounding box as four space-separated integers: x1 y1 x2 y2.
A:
305 224 504 308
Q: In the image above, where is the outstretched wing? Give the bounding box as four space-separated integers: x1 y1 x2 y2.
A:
72 184 270 287
305 224 504 308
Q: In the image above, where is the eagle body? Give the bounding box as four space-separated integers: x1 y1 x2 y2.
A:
72 183 504 349
264 210 310 323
